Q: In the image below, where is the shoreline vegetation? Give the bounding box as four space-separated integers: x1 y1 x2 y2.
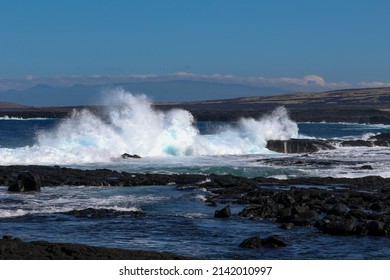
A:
2 165 390 259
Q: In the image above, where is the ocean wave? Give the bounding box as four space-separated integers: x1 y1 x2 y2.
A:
0 89 298 165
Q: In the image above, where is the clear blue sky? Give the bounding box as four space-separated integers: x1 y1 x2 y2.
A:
1 0 389 86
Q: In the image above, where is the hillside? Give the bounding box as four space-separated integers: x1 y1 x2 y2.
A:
0 87 389 124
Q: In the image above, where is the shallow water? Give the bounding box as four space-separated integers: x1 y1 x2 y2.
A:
1 185 389 259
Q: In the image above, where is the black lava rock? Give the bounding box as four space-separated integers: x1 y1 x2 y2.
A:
214 206 232 218
8 172 41 192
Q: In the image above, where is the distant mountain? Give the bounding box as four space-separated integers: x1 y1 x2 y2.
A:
0 80 288 106
0 101 27 109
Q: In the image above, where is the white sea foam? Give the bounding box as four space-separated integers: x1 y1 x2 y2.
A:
0 89 298 165
0 116 54 121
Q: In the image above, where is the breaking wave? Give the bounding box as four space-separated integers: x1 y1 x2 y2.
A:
0 89 298 165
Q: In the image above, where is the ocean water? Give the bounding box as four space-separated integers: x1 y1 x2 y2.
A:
1 91 390 259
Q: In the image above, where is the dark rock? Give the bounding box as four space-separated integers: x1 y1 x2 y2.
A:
8 172 41 192
359 165 374 170
315 215 357 235
239 203 279 219
369 202 384 211
327 204 349 216
240 235 287 249
278 206 318 226
366 220 386 236
341 140 373 147
214 206 231 218
370 133 390 147
280 223 295 230
261 235 287 248
239 236 262 249
63 208 143 219
291 210 318 226
121 153 141 159
0 236 188 260
266 139 335 153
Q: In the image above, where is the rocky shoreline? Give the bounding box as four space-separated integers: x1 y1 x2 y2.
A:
0 235 188 260
1 164 390 259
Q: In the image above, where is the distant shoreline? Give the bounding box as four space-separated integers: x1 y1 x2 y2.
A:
0 105 389 124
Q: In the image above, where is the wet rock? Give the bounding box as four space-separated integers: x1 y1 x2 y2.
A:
0 236 188 260
341 140 373 147
261 235 287 248
366 220 386 236
315 215 357 235
290 210 318 226
359 165 374 170
370 133 390 147
266 139 335 153
214 206 231 218
63 208 143 219
277 206 318 226
121 153 141 159
280 223 295 230
239 235 287 249
239 203 279 219
239 236 262 249
327 204 349 216
8 172 41 192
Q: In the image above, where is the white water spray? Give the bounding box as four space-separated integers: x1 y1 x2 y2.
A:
0 89 298 165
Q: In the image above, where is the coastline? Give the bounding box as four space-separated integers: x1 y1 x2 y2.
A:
2 165 390 259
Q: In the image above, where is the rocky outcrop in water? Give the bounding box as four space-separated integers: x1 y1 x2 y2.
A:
239 235 287 249
266 133 390 153
121 153 141 159
266 139 335 153
214 206 232 218
0 235 187 260
62 208 143 219
8 172 41 192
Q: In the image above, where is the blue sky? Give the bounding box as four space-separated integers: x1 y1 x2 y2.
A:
1 0 390 91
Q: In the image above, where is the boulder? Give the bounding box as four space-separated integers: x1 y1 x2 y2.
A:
366 220 386 236
369 133 390 147
327 204 349 216
8 172 41 192
239 236 262 249
239 235 287 249
266 139 335 153
121 153 141 159
314 215 357 235
239 203 279 219
261 235 287 248
214 206 231 218
63 208 143 219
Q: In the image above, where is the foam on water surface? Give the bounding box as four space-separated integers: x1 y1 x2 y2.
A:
0 89 298 165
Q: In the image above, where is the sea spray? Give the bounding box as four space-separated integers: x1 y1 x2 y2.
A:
0 89 298 165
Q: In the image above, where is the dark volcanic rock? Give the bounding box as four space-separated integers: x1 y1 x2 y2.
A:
8 172 41 192
266 139 335 153
261 235 287 248
370 133 390 147
214 206 232 218
239 235 286 249
341 140 373 147
63 208 143 219
0 236 187 260
315 215 357 235
239 203 279 219
239 236 262 249
121 153 141 159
